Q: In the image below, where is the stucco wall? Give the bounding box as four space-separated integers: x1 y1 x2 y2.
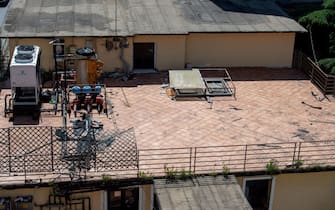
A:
95 37 133 72
0 187 103 210
133 35 186 70
9 32 295 73
9 38 54 71
0 185 153 210
237 171 335 210
272 171 335 210
141 185 153 210
186 33 296 68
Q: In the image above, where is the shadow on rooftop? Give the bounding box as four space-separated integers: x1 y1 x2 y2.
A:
0 68 309 89
102 68 309 87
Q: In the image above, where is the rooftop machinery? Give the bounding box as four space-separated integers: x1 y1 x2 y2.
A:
9 45 42 124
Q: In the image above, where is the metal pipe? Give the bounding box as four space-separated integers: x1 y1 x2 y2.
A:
4 94 11 117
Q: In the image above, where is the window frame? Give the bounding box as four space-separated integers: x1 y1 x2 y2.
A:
242 176 276 210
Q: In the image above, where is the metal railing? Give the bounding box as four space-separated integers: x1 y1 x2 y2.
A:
138 141 335 176
293 50 335 95
0 126 334 184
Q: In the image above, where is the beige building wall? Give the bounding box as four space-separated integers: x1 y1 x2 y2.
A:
141 185 153 210
272 171 335 210
186 33 295 68
0 187 52 210
0 185 153 210
238 171 335 210
9 37 133 73
95 37 133 72
0 187 102 210
9 32 295 74
134 35 186 70
9 38 55 71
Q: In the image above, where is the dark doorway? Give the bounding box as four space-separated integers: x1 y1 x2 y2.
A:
244 179 272 210
133 43 155 69
108 188 139 210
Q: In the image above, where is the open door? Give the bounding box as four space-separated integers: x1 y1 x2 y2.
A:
243 177 275 210
133 43 155 69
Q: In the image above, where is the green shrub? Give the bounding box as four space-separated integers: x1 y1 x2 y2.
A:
139 171 153 181
319 58 335 74
102 174 113 184
222 164 230 178
292 159 304 169
266 159 280 174
164 164 178 180
305 164 324 172
179 169 193 180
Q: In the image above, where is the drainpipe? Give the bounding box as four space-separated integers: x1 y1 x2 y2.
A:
120 38 130 78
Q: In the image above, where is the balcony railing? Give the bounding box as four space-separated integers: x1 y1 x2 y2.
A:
0 126 334 184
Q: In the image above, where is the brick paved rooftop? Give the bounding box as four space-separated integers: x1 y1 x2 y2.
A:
0 67 335 184
107 68 335 149
0 68 334 150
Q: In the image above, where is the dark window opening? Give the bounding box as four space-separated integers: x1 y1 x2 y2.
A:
245 179 272 210
108 188 139 210
133 43 155 69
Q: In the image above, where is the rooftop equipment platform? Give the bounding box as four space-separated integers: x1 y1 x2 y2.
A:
169 69 206 97
169 68 235 100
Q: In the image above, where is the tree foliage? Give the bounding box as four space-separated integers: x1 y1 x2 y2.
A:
299 9 335 29
329 32 335 56
298 0 335 75
319 58 335 74
322 0 335 9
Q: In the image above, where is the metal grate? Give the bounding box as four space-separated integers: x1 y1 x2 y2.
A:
0 126 138 178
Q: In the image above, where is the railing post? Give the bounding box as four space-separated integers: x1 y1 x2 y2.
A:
243 145 248 172
292 142 297 164
137 150 140 178
193 148 197 174
50 127 54 172
297 142 302 161
7 128 11 174
189 147 192 173
24 154 27 182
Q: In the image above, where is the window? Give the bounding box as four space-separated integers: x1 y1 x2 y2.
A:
243 177 275 210
108 188 139 210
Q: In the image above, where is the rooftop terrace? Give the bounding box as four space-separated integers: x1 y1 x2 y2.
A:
0 68 334 184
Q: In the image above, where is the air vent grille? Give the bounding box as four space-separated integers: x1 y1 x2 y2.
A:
17 45 35 54
15 54 33 63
